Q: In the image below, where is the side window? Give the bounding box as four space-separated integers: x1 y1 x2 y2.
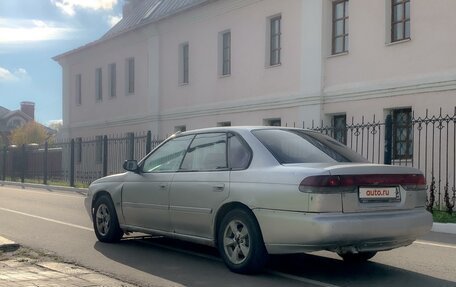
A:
181 133 227 171
142 135 194 173
228 134 251 170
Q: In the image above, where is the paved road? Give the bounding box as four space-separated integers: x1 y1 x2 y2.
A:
0 185 455 287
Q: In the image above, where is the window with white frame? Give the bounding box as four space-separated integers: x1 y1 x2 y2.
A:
391 0 410 42
76 74 82 105
392 108 413 159
179 43 189 85
332 0 349 54
175 125 187 132
95 68 102 102
217 121 231 127
264 118 282 127
108 63 116 98
126 58 135 94
219 31 231 76
268 15 281 66
332 114 347 145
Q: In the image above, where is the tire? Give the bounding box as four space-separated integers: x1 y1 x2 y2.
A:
93 195 124 243
338 251 377 263
217 209 268 274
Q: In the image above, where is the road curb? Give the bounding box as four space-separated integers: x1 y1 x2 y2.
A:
431 222 456 235
0 236 20 252
0 181 87 195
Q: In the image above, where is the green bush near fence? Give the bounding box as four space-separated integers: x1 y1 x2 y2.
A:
432 210 456 223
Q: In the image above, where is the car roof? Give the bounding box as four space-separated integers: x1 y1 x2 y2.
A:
176 126 311 136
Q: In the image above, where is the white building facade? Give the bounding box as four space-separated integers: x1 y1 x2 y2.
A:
54 0 456 159
54 0 328 138
54 0 456 209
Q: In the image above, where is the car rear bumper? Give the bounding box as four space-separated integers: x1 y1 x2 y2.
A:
253 208 432 254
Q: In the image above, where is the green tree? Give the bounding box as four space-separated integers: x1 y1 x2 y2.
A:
10 121 49 146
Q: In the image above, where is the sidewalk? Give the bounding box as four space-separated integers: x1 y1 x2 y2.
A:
0 237 137 287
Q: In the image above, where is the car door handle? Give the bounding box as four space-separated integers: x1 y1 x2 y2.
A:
160 184 168 190
213 184 225 192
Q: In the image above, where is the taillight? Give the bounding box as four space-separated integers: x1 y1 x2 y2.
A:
400 174 427 191
299 174 426 192
299 175 353 193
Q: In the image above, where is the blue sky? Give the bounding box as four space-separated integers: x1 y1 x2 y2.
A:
0 0 124 126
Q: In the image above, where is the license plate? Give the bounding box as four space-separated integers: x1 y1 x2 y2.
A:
359 187 400 202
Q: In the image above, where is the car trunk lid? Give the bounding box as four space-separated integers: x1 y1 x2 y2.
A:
296 163 426 213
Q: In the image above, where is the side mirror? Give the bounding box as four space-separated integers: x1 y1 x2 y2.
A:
123 160 139 173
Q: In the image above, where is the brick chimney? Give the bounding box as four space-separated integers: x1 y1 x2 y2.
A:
20 101 35 120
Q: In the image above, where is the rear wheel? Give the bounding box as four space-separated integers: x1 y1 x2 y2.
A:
217 209 268 274
93 195 123 243
338 251 377 263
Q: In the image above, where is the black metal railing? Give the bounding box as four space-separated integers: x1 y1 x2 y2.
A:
0 109 455 213
0 132 162 188
284 108 456 213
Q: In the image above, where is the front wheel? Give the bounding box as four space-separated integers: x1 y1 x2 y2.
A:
93 195 123 243
338 251 377 263
217 209 268 274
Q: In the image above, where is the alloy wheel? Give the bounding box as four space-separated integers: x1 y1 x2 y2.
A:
95 203 111 236
223 220 251 264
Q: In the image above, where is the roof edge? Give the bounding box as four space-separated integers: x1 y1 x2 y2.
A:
53 0 214 62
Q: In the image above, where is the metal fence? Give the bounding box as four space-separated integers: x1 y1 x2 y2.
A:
285 108 456 213
0 131 162 188
0 109 455 212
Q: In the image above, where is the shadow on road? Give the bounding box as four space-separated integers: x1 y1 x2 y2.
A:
269 252 455 287
94 236 300 287
94 236 455 287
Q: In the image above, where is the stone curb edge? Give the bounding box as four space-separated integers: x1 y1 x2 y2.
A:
1 180 455 234
431 222 456 235
0 180 87 195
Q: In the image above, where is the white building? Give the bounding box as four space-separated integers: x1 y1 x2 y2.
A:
54 0 456 161
54 0 325 139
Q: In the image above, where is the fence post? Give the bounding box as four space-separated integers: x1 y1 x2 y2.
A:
43 141 48 185
21 144 26 183
384 114 393 165
2 146 6 181
146 131 152 154
70 139 75 187
129 133 135 160
103 135 108 177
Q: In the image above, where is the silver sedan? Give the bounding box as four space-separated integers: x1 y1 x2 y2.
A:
85 127 432 274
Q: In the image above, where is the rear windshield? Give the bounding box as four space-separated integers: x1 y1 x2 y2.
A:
252 129 368 164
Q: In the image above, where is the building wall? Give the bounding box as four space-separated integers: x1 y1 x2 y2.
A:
60 24 159 138
59 0 456 139
60 0 326 138
156 0 321 134
323 0 456 113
